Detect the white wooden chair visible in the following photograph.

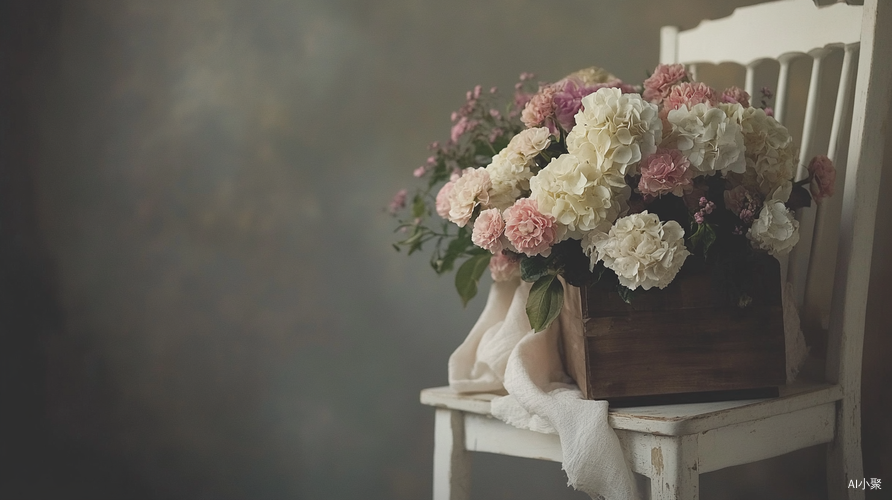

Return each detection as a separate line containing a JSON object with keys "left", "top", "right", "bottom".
{"left": 420, "top": 1, "right": 891, "bottom": 499}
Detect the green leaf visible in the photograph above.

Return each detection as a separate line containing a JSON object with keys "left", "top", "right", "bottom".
{"left": 688, "top": 221, "right": 717, "bottom": 258}
{"left": 701, "top": 223, "right": 717, "bottom": 257}
{"left": 455, "top": 253, "right": 492, "bottom": 306}
{"left": 412, "top": 194, "right": 426, "bottom": 218}
{"left": 616, "top": 284, "right": 635, "bottom": 304}
{"left": 520, "top": 256, "right": 550, "bottom": 282}
{"left": 526, "top": 274, "right": 564, "bottom": 332}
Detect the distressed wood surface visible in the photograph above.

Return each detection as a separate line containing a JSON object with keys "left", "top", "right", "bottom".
{"left": 568, "top": 256, "right": 786, "bottom": 402}
{"left": 433, "top": 409, "right": 471, "bottom": 500}
{"left": 421, "top": 379, "right": 842, "bottom": 437}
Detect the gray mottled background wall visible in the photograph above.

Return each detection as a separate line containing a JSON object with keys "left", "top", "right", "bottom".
{"left": 1, "top": 1, "right": 889, "bottom": 499}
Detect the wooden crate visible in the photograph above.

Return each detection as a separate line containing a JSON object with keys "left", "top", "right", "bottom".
{"left": 559, "top": 256, "right": 786, "bottom": 407}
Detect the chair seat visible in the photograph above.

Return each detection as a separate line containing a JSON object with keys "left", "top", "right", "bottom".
{"left": 422, "top": 379, "right": 843, "bottom": 476}
{"left": 420, "top": 378, "right": 842, "bottom": 436}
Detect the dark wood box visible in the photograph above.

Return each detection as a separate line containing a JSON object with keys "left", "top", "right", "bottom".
{"left": 559, "top": 256, "right": 786, "bottom": 407}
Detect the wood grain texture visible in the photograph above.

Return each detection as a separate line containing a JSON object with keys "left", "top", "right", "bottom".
{"left": 564, "top": 256, "right": 787, "bottom": 403}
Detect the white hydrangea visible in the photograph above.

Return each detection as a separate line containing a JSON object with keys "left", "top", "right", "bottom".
{"left": 529, "top": 153, "right": 629, "bottom": 241}
{"left": 666, "top": 103, "right": 746, "bottom": 175}
{"left": 566, "top": 87, "right": 661, "bottom": 176}
{"left": 734, "top": 107, "right": 798, "bottom": 196}
{"left": 583, "top": 211, "right": 690, "bottom": 290}
{"left": 747, "top": 183, "right": 800, "bottom": 256}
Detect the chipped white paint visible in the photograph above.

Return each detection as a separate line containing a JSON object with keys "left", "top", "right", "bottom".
{"left": 422, "top": 1, "right": 889, "bottom": 498}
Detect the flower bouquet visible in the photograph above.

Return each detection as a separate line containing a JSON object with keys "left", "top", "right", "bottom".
{"left": 391, "top": 64, "right": 835, "bottom": 337}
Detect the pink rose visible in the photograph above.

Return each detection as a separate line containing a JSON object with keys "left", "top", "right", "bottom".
{"left": 471, "top": 208, "right": 505, "bottom": 254}
{"left": 489, "top": 251, "right": 521, "bottom": 282}
{"left": 503, "top": 198, "right": 557, "bottom": 257}
{"left": 638, "top": 149, "right": 693, "bottom": 197}
{"left": 808, "top": 155, "right": 836, "bottom": 202}
{"left": 721, "top": 86, "right": 751, "bottom": 108}
{"left": 435, "top": 181, "right": 455, "bottom": 219}
{"left": 643, "top": 63, "right": 689, "bottom": 102}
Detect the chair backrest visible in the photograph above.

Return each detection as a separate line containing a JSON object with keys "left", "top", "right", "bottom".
{"left": 660, "top": 0, "right": 891, "bottom": 390}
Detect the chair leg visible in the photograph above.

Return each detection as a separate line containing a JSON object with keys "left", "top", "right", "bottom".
{"left": 433, "top": 408, "right": 471, "bottom": 500}
{"left": 648, "top": 435, "right": 699, "bottom": 500}
{"left": 826, "top": 396, "right": 864, "bottom": 500}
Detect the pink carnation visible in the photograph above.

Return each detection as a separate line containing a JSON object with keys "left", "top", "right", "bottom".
{"left": 503, "top": 198, "right": 557, "bottom": 257}
{"left": 643, "top": 63, "right": 689, "bottom": 102}
{"left": 808, "top": 155, "right": 836, "bottom": 202}
{"left": 721, "top": 86, "right": 751, "bottom": 108}
{"left": 520, "top": 85, "right": 558, "bottom": 135}
{"left": 435, "top": 181, "right": 455, "bottom": 219}
{"left": 489, "top": 252, "right": 521, "bottom": 282}
{"left": 471, "top": 208, "right": 505, "bottom": 254}
{"left": 663, "top": 82, "right": 718, "bottom": 112}
{"left": 638, "top": 149, "right": 694, "bottom": 197}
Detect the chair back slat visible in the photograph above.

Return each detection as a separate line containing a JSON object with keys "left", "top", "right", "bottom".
{"left": 661, "top": 0, "right": 888, "bottom": 388}
{"left": 674, "top": 0, "right": 861, "bottom": 66}
{"left": 744, "top": 64, "right": 757, "bottom": 97}
{"left": 773, "top": 56, "right": 794, "bottom": 125}
{"left": 801, "top": 43, "right": 860, "bottom": 331}
{"left": 787, "top": 48, "right": 832, "bottom": 307}
{"left": 826, "top": 0, "right": 891, "bottom": 387}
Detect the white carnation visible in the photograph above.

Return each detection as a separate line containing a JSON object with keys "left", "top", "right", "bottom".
{"left": 566, "top": 87, "right": 661, "bottom": 176}
{"left": 530, "top": 153, "right": 628, "bottom": 241}
{"left": 666, "top": 103, "right": 746, "bottom": 175}
{"left": 484, "top": 128, "right": 552, "bottom": 210}
{"left": 747, "top": 183, "right": 800, "bottom": 256}
{"left": 734, "top": 107, "right": 798, "bottom": 196}
{"left": 485, "top": 153, "right": 531, "bottom": 210}
{"left": 447, "top": 168, "right": 491, "bottom": 227}
{"left": 504, "top": 127, "right": 551, "bottom": 165}
{"left": 584, "top": 211, "right": 690, "bottom": 290}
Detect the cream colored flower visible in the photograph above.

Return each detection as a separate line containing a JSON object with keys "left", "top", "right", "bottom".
{"left": 566, "top": 87, "right": 662, "bottom": 176}
{"left": 733, "top": 107, "right": 798, "bottom": 196}
{"left": 584, "top": 211, "right": 690, "bottom": 290}
{"left": 747, "top": 183, "right": 800, "bottom": 256}
{"left": 504, "top": 127, "right": 552, "bottom": 165}
{"left": 565, "top": 66, "right": 617, "bottom": 85}
{"left": 447, "top": 168, "right": 491, "bottom": 227}
{"left": 485, "top": 153, "right": 530, "bottom": 210}
{"left": 666, "top": 103, "right": 746, "bottom": 175}
{"left": 484, "top": 128, "right": 552, "bottom": 210}
{"left": 529, "top": 153, "right": 628, "bottom": 241}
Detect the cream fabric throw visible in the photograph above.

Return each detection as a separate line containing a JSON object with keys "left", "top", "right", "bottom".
{"left": 448, "top": 274, "right": 808, "bottom": 500}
